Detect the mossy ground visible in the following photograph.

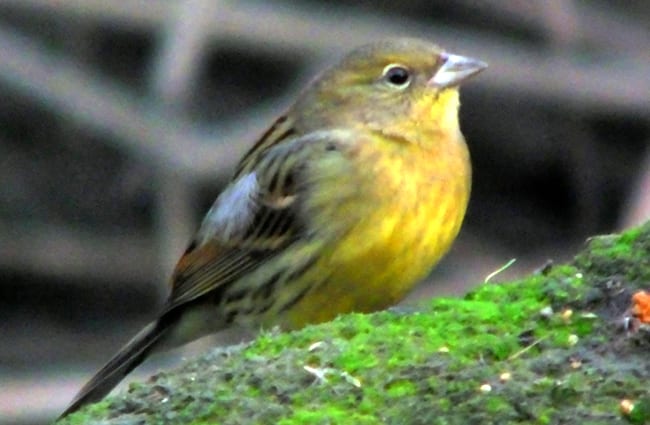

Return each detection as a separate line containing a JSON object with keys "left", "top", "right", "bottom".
{"left": 59, "top": 222, "right": 650, "bottom": 425}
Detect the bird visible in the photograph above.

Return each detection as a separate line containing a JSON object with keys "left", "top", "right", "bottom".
{"left": 59, "top": 37, "right": 485, "bottom": 419}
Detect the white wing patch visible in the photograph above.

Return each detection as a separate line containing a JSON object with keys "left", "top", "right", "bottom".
{"left": 197, "top": 172, "right": 259, "bottom": 243}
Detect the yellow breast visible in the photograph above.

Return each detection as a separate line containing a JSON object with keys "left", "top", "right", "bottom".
{"left": 284, "top": 120, "right": 471, "bottom": 327}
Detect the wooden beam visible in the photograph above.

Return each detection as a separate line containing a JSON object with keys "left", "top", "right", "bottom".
{"left": 0, "top": 220, "right": 155, "bottom": 285}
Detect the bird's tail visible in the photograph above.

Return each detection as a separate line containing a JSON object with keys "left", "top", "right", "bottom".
{"left": 58, "top": 320, "right": 168, "bottom": 419}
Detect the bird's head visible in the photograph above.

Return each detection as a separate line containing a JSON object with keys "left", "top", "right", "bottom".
{"left": 295, "top": 38, "right": 486, "bottom": 144}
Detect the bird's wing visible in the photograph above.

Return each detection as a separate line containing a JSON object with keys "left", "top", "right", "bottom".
{"left": 164, "top": 124, "right": 355, "bottom": 312}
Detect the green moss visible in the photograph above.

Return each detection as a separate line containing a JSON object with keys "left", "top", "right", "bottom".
{"left": 575, "top": 222, "right": 650, "bottom": 284}
{"left": 57, "top": 221, "right": 650, "bottom": 425}
{"left": 60, "top": 401, "right": 110, "bottom": 425}
{"left": 385, "top": 378, "right": 417, "bottom": 398}
{"left": 627, "top": 397, "right": 650, "bottom": 424}
{"left": 279, "top": 407, "right": 380, "bottom": 425}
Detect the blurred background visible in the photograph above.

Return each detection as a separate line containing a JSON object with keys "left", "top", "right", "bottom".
{"left": 0, "top": 1, "right": 648, "bottom": 423}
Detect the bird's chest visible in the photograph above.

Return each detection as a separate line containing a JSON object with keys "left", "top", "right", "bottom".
{"left": 281, "top": 138, "right": 470, "bottom": 329}
{"left": 323, "top": 144, "right": 470, "bottom": 305}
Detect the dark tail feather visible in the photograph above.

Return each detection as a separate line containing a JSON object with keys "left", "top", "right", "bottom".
{"left": 58, "top": 320, "right": 168, "bottom": 420}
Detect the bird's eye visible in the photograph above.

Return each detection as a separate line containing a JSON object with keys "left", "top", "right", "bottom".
{"left": 382, "top": 64, "right": 411, "bottom": 88}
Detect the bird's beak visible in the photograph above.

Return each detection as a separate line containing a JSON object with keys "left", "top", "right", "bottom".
{"left": 428, "top": 53, "right": 487, "bottom": 88}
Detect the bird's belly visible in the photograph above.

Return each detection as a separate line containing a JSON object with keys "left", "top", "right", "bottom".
{"left": 282, "top": 171, "right": 469, "bottom": 329}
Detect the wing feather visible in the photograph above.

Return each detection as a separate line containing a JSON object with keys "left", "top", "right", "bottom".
{"left": 164, "top": 124, "right": 355, "bottom": 311}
